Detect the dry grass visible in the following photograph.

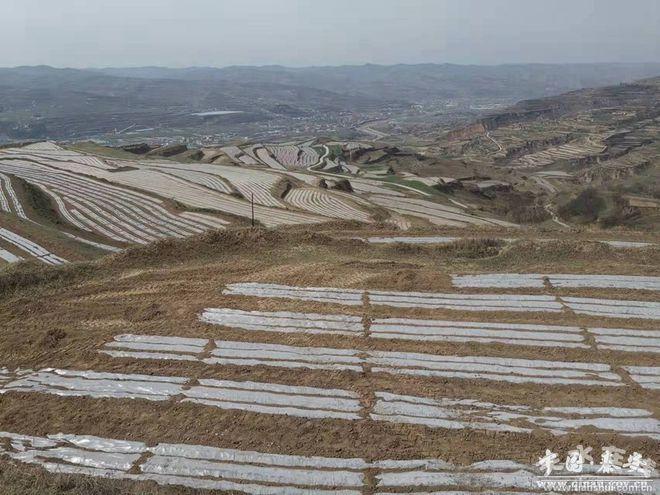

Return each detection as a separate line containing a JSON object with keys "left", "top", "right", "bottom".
{"left": 0, "top": 224, "right": 658, "bottom": 490}
{"left": 0, "top": 461, "right": 207, "bottom": 495}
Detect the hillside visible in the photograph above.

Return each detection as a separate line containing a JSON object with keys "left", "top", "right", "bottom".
{"left": 0, "top": 225, "right": 658, "bottom": 493}
{"left": 436, "top": 77, "right": 660, "bottom": 228}
{"left": 0, "top": 70, "right": 658, "bottom": 495}
{"left": 2, "top": 63, "right": 660, "bottom": 144}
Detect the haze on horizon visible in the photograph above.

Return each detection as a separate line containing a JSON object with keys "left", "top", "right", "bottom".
{"left": 1, "top": 0, "right": 659, "bottom": 69}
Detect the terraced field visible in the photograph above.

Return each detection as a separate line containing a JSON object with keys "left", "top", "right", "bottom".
{"left": 0, "top": 142, "right": 523, "bottom": 251}
{"left": 0, "top": 173, "right": 27, "bottom": 219}
{"left": 284, "top": 188, "right": 373, "bottom": 222}
{"left": 0, "top": 159, "right": 220, "bottom": 244}
{"left": 265, "top": 144, "right": 319, "bottom": 169}
{"left": 369, "top": 195, "right": 517, "bottom": 228}
{"left": 511, "top": 139, "right": 606, "bottom": 168}
{"left": 0, "top": 229, "right": 658, "bottom": 493}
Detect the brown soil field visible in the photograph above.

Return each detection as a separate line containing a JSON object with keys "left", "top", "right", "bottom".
{"left": 0, "top": 225, "right": 658, "bottom": 494}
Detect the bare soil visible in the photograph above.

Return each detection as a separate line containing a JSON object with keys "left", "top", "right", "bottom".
{"left": 0, "top": 225, "right": 658, "bottom": 493}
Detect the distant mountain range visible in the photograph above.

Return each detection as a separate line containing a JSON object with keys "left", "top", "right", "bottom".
{"left": 94, "top": 63, "right": 660, "bottom": 102}
{"left": 1, "top": 63, "right": 659, "bottom": 142}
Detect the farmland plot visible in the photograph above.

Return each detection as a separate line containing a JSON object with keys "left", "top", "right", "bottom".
{"left": 40, "top": 163, "right": 319, "bottom": 228}
{"left": 1, "top": 365, "right": 655, "bottom": 438}
{"left": 223, "top": 282, "right": 660, "bottom": 319}
{"left": 1, "top": 143, "right": 114, "bottom": 170}
{"left": 285, "top": 188, "right": 372, "bottom": 222}
{"left": 370, "top": 317, "right": 587, "bottom": 348}
{"left": 152, "top": 168, "right": 233, "bottom": 194}
{"left": 589, "top": 327, "right": 660, "bottom": 353}
{"left": 101, "top": 334, "right": 622, "bottom": 387}
{"left": 0, "top": 248, "right": 21, "bottom": 263}
{"left": 0, "top": 159, "right": 224, "bottom": 244}
{"left": 223, "top": 282, "right": 562, "bottom": 313}
{"left": 4, "top": 149, "right": 322, "bottom": 227}
{"left": 0, "top": 368, "right": 362, "bottom": 421}
{"left": 561, "top": 297, "right": 660, "bottom": 320}
{"left": 201, "top": 307, "right": 660, "bottom": 353}
{"left": 12, "top": 430, "right": 634, "bottom": 495}
{"left": 452, "top": 273, "right": 660, "bottom": 290}
{"left": 220, "top": 145, "right": 260, "bottom": 165}
{"left": 512, "top": 139, "right": 605, "bottom": 168}
{"left": 0, "top": 431, "right": 368, "bottom": 494}
{"left": 366, "top": 236, "right": 657, "bottom": 249}
{"left": 0, "top": 227, "right": 66, "bottom": 265}
{"left": 367, "top": 236, "right": 460, "bottom": 244}
{"left": 255, "top": 147, "right": 287, "bottom": 170}
{"left": 142, "top": 161, "right": 288, "bottom": 208}
{"left": 0, "top": 173, "right": 27, "bottom": 219}
{"left": 371, "top": 392, "right": 659, "bottom": 438}
{"left": 102, "top": 335, "right": 364, "bottom": 372}
{"left": 223, "top": 282, "right": 364, "bottom": 306}
{"left": 624, "top": 366, "right": 660, "bottom": 390}
{"left": 266, "top": 145, "right": 319, "bottom": 168}
{"left": 200, "top": 308, "right": 364, "bottom": 336}
{"left": 369, "top": 195, "right": 517, "bottom": 228}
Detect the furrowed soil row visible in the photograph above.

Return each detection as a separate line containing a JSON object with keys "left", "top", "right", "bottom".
{"left": 0, "top": 172, "right": 28, "bottom": 219}
{"left": 222, "top": 283, "right": 660, "bottom": 320}
{"left": 100, "top": 334, "right": 628, "bottom": 386}
{"left": 0, "top": 227, "right": 66, "bottom": 265}
{"left": 6, "top": 430, "right": 638, "bottom": 495}
{"left": 285, "top": 188, "right": 373, "bottom": 222}
{"left": 453, "top": 273, "right": 660, "bottom": 291}
{"left": 200, "top": 307, "right": 660, "bottom": 353}
{"left": 0, "top": 368, "right": 656, "bottom": 439}
{"left": 369, "top": 195, "right": 517, "bottom": 228}
{"left": 365, "top": 236, "right": 657, "bottom": 249}
{"left": 0, "top": 159, "right": 228, "bottom": 244}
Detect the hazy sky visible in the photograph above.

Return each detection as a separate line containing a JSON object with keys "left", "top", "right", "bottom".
{"left": 2, "top": 0, "right": 658, "bottom": 68}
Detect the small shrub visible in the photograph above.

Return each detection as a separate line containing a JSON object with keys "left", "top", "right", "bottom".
{"left": 558, "top": 188, "right": 606, "bottom": 222}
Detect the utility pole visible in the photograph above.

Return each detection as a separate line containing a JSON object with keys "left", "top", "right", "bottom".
{"left": 251, "top": 193, "right": 255, "bottom": 227}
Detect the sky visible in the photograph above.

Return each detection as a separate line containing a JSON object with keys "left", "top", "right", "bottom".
{"left": 1, "top": 0, "right": 659, "bottom": 68}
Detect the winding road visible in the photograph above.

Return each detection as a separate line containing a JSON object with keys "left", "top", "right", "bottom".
{"left": 486, "top": 131, "right": 503, "bottom": 152}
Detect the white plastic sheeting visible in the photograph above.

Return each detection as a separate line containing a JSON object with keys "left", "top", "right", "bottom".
{"left": 223, "top": 283, "right": 364, "bottom": 306}
{"left": 285, "top": 188, "right": 372, "bottom": 222}
{"left": 365, "top": 236, "right": 657, "bottom": 250}
{"left": 375, "top": 459, "right": 538, "bottom": 492}
{"left": 16, "top": 429, "right": 649, "bottom": 494}
{"left": 200, "top": 308, "right": 364, "bottom": 336}
{"left": 366, "top": 236, "right": 460, "bottom": 244}
{"left": 371, "top": 318, "right": 586, "bottom": 348}
{"left": 453, "top": 273, "right": 660, "bottom": 291}
{"left": 200, "top": 307, "right": 660, "bottom": 352}
{"left": 589, "top": 327, "right": 660, "bottom": 353}
{"left": 624, "top": 366, "right": 660, "bottom": 390}
{"left": 207, "top": 341, "right": 363, "bottom": 371}
{"left": 371, "top": 392, "right": 660, "bottom": 439}
{"left": 0, "top": 227, "right": 66, "bottom": 265}
{"left": 562, "top": 297, "right": 660, "bottom": 320}
{"left": 183, "top": 378, "right": 361, "bottom": 420}
{"left": 0, "top": 157, "right": 235, "bottom": 243}
{"left": 102, "top": 334, "right": 621, "bottom": 387}
{"left": 367, "top": 351, "right": 621, "bottom": 387}
{"left": 103, "top": 334, "right": 363, "bottom": 372}
{"left": 368, "top": 290, "right": 563, "bottom": 313}
{"left": 0, "top": 248, "right": 22, "bottom": 263}
{"left": 0, "top": 431, "right": 365, "bottom": 495}
{"left": 2, "top": 368, "right": 187, "bottom": 401}
{"left": 452, "top": 273, "right": 546, "bottom": 289}
{"left": 222, "top": 282, "right": 660, "bottom": 320}
{"left": 0, "top": 172, "right": 28, "bottom": 219}
{"left": 0, "top": 367, "right": 362, "bottom": 421}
